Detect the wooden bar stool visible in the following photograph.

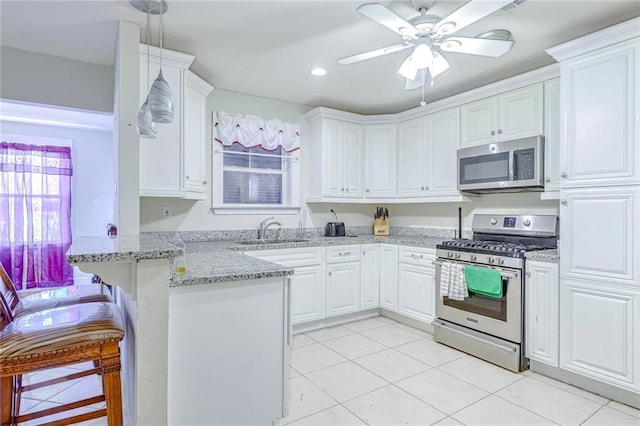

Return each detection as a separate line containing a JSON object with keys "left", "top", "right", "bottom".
{"left": 0, "top": 296, "right": 125, "bottom": 425}
{"left": 0, "top": 263, "right": 113, "bottom": 317}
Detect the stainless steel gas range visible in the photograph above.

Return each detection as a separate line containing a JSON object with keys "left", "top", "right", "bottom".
{"left": 432, "top": 214, "right": 558, "bottom": 372}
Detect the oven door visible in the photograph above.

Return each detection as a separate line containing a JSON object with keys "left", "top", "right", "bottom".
{"left": 434, "top": 259, "right": 522, "bottom": 343}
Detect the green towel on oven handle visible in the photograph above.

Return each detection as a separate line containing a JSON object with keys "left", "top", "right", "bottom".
{"left": 464, "top": 266, "right": 504, "bottom": 298}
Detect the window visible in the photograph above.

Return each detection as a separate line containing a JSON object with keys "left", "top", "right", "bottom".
{"left": 212, "top": 111, "right": 300, "bottom": 214}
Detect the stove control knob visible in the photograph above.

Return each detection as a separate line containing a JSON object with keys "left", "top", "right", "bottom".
{"left": 471, "top": 255, "right": 477, "bottom": 261}
{"left": 488, "top": 257, "right": 495, "bottom": 264}
{"left": 490, "top": 219, "right": 497, "bottom": 225}
{"left": 523, "top": 219, "right": 531, "bottom": 227}
{"left": 498, "top": 259, "right": 505, "bottom": 265}
{"left": 455, "top": 253, "right": 461, "bottom": 259}
{"left": 447, "top": 252, "right": 453, "bottom": 258}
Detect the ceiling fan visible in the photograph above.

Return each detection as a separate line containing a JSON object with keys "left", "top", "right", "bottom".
{"left": 338, "top": 0, "right": 521, "bottom": 90}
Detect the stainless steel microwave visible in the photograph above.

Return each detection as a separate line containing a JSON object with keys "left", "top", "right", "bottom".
{"left": 457, "top": 136, "right": 544, "bottom": 193}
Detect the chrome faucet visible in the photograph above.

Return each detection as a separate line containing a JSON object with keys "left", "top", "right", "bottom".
{"left": 258, "top": 217, "right": 282, "bottom": 240}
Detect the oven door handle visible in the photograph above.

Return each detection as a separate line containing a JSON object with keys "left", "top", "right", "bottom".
{"left": 433, "top": 260, "right": 518, "bottom": 279}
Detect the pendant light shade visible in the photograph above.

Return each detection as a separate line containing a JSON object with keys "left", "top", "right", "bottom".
{"left": 148, "top": 69, "right": 174, "bottom": 123}
{"left": 137, "top": 95, "right": 158, "bottom": 138}
{"left": 136, "top": 5, "right": 157, "bottom": 138}
{"left": 148, "top": 3, "right": 173, "bottom": 123}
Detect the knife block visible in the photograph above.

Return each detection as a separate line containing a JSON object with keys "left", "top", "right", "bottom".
{"left": 373, "top": 218, "right": 390, "bottom": 236}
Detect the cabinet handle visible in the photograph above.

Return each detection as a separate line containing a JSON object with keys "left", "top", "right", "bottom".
{"left": 328, "top": 272, "right": 332, "bottom": 276}
{"left": 498, "top": 129, "right": 503, "bottom": 135}
{"left": 341, "top": 187, "right": 345, "bottom": 192}
{"left": 421, "top": 186, "right": 425, "bottom": 191}
{"left": 560, "top": 172, "right": 567, "bottom": 178}
{"left": 185, "top": 175, "right": 190, "bottom": 180}
{"left": 526, "top": 272, "right": 531, "bottom": 278}
{"left": 339, "top": 251, "right": 351, "bottom": 256}
{"left": 346, "top": 188, "right": 349, "bottom": 193}
{"left": 544, "top": 177, "right": 551, "bottom": 183}
{"left": 410, "top": 254, "right": 424, "bottom": 259}
{"left": 366, "top": 189, "right": 370, "bottom": 193}
{"left": 424, "top": 186, "right": 429, "bottom": 191}
{"left": 561, "top": 199, "right": 568, "bottom": 206}
{"left": 491, "top": 130, "right": 496, "bottom": 136}
{"left": 203, "top": 180, "right": 207, "bottom": 185}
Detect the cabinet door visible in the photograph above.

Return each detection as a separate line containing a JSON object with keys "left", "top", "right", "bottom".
{"left": 379, "top": 244, "right": 399, "bottom": 312}
{"left": 561, "top": 41, "right": 639, "bottom": 187}
{"left": 460, "top": 97, "right": 497, "bottom": 147}
{"left": 364, "top": 124, "right": 397, "bottom": 198}
{"left": 291, "top": 264, "right": 326, "bottom": 325}
{"left": 397, "top": 117, "right": 428, "bottom": 197}
{"left": 544, "top": 78, "right": 561, "bottom": 193}
{"left": 139, "top": 61, "right": 184, "bottom": 196}
{"left": 321, "top": 119, "right": 345, "bottom": 197}
{"left": 560, "top": 186, "right": 639, "bottom": 286}
{"left": 360, "top": 245, "right": 380, "bottom": 310}
{"left": 525, "top": 261, "right": 559, "bottom": 367}
{"left": 498, "top": 83, "right": 544, "bottom": 140}
{"left": 426, "top": 107, "right": 460, "bottom": 195}
{"left": 182, "top": 72, "right": 207, "bottom": 196}
{"left": 560, "top": 279, "right": 639, "bottom": 392}
{"left": 326, "top": 261, "right": 361, "bottom": 317}
{"left": 342, "top": 122, "right": 364, "bottom": 197}
{"left": 398, "top": 262, "right": 435, "bottom": 324}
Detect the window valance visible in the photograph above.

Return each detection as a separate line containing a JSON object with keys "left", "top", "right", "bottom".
{"left": 213, "top": 111, "right": 300, "bottom": 152}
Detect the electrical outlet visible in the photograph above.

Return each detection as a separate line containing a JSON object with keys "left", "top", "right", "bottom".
{"left": 162, "top": 206, "right": 172, "bottom": 219}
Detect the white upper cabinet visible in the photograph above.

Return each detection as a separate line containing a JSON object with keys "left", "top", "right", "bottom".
{"left": 558, "top": 40, "right": 639, "bottom": 188}
{"left": 397, "top": 116, "right": 428, "bottom": 197}
{"left": 364, "top": 124, "right": 397, "bottom": 198}
{"left": 307, "top": 114, "right": 364, "bottom": 200}
{"left": 543, "top": 78, "right": 561, "bottom": 194}
{"left": 139, "top": 45, "right": 213, "bottom": 199}
{"left": 461, "top": 83, "right": 544, "bottom": 148}
{"left": 559, "top": 186, "right": 639, "bottom": 287}
{"left": 397, "top": 109, "right": 460, "bottom": 199}
{"left": 425, "top": 107, "right": 460, "bottom": 196}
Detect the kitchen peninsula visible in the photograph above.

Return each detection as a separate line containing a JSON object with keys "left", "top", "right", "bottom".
{"left": 66, "top": 234, "right": 294, "bottom": 425}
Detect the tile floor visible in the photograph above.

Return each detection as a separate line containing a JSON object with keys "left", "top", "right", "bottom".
{"left": 17, "top": 316, "right": 640, "bottom": 426}
{"left": 280, "top": 316, "right": 640, "bottom": 426}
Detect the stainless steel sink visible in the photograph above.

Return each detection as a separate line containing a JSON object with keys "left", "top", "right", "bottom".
{"left": 238, "top": 239, "right": 310, "bottom": 245}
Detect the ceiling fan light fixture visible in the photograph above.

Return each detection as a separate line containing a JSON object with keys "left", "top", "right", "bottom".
{"left": 430, "top": 52, "right": 450, "bottom": 78}
{"left": 398, "top": 55, "right": 419, "bottom": 80}
{"left": 412, "top": 43, "right": 433, "bottom": 69}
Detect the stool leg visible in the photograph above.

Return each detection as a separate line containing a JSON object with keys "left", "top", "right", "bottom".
{"left": 1, "top": 375, "right": 14, "bottom": 425}
{"left": 101, "top": 341, "right": 123, "bottom": 426}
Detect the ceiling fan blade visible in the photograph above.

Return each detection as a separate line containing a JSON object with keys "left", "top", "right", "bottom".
{"left": 433, "top": 0, "right": 515, "bottom": 38}
{"left": 439, "top": 37, "right": 513, "bottom": 57}
{"left": 405, "top": 70, "right": 427, "bottom": 90}
{"left": 357, "top": 3, "right": 418, "bottom": 37}
{"left": 338, "top": 44, "right": 412, "bottom": 65}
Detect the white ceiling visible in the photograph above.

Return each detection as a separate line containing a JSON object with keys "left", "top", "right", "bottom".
{"left": 1, "top": 0, "right": 638, "bottom": 114}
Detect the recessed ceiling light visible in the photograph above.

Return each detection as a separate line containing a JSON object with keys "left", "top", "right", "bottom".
{"left": 310, "top": 67, "right": 327, "bottom": 76}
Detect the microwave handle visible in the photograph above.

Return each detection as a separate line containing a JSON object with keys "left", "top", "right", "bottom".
{"left": 509, "top": 150, "right": 516, "bottom": 181}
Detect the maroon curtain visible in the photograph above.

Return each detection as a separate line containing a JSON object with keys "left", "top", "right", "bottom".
{"left": 0, "top": 142, "right": 73, "bottom": 290}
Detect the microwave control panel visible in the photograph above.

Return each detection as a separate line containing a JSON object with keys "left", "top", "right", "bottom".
{"left": 515, "top": 148, "right": 535, "bottom": 180}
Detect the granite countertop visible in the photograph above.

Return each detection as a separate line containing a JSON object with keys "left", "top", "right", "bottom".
{"left": 170, "top": 234, "right": 446, "bottom": 288}
{"left": 525, "top": 249, "right": 559, "bottom": 262}
{"left": 66, "top": 234, "right": 182, "bottom": 264}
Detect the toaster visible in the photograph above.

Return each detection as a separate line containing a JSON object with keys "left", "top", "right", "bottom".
{"left": 324, "top": 222, "right": 346, "bottom": 237}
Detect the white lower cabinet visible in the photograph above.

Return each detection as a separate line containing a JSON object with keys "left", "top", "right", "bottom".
{"left": 326, "top": 261, "right": 361, "bottom": 317}
{"left": 379, "top": 244, "right": 399, "bottom": 312}
{"left": 398, "top": 247, "right": 436, "bottom": 324}
{"left": 290, "top": 264, "right": 326, "bottom": 325}
{"left": 525, "top": 261, "right": 559, "bottom": 367}
{"left": 360, "top": 245, "right": 380, "bottom": 310}
{"left": 560, "top": 279, "right": 640, "bottom": 392}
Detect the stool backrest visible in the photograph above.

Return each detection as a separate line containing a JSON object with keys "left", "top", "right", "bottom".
{"left": 0, "top": 263, "right": 20, "bottom": 318}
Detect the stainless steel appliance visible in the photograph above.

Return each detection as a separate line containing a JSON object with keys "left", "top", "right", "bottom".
{"left": 457, "top": 136, "right": 544, "bottom": 193}
{"left": 432, "top": 214, "right": 558, "bottom": 372}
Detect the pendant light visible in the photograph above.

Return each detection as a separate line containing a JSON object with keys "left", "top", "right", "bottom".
{"left": 147, "top": 0, "right": 174, "bottom": 123}
{"left": 136, "top": 6, "right": 157, "bottom": 138}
